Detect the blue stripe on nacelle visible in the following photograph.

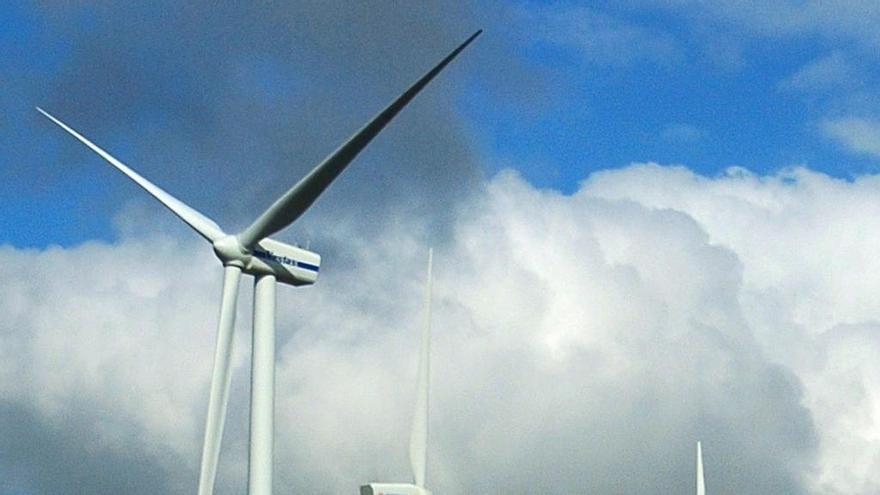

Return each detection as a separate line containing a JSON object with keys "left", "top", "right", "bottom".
{"left": 253, "top": 248, "right": 319, "bottom": 272}
{"left": 297, "top": 261, "right": 320, "bottom": 272}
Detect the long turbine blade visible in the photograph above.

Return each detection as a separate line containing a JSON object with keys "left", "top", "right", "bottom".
{"left": 236, "top": 30, "right": 482, "bottom": 249}
{"left": 37, "top": 107, "right": 226, "bottom": 242}
{"left": 409, "top": 249, "right": 433, "bottom": 488}
{"left": 697, "top": 441, "right": 705, "bottom": 495}
{"left": 197, "top": 266, "right": 242, "bottom": 495}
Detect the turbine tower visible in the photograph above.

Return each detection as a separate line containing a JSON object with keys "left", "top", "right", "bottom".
{"left": 39, "top": 31, "right": 481, "bottom": 495}
{"left": 696, "top": 441, "right": 706, "bottom": 495}
{"left": 360, "top": 249, "right": 434, "bottom": 495}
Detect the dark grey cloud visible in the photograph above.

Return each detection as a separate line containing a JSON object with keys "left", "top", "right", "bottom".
{"left": 0, "top": 402, "right": 180, "bottom": 494}
{"left": 5, "top": 1, "right": 609, "bottom": 248}
{"left": 26, "top": 2, "right": 488, "bottom": 247}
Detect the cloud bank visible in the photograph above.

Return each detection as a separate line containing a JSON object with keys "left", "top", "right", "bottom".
{"left": 5, "top": 163, "right": 880, "bottom": 494}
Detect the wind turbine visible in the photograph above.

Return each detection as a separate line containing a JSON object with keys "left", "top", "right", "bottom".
{"left": 696, "top": 441, "right": 706, "bottom": 495}
{"left": 38, "top": 30, "right": 481, "bottom": 495}
{"left": 361, "top": 249, "right": 434, "bottom": 495}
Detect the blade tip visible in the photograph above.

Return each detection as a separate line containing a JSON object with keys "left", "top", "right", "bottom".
{"left": 36, "top": 107, "right": 61, "bottom": 125}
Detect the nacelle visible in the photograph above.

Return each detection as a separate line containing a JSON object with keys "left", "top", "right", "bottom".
{"left": 212, "top": 235, "right": 321, "bottom": 286}
{"left": 360, "top": 483, "right": 432, "bottom": 495}
{"left": 244, "top": 238, "right": 320, "bottom": 286}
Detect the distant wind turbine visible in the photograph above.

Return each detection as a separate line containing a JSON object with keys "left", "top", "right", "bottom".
{"left": 361, "top": 249, "right": 434, "bottom": 495}
{"left": 38, "top": 30, "right": 481, "bottom": 495}
{"left": 697, "top": 441, "right": 706, "bottom": 495}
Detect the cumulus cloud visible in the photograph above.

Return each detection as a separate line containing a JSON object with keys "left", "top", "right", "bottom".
{"left": 583, "top": 163, "right": 880, "bottom": 494}
{"left": 0, "top": 237, "right": 222, "bottom": 493}
{"left": 12, "top": 162, "right": 880, "bottom": 493}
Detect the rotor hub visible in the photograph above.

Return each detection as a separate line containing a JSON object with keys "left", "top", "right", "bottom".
{"left": 212, "top": 235, "right": 249, "bottom": 268}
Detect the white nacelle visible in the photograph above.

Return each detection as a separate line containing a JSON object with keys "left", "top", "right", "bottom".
{"left": 244, "top": 238, "right": 321, "bottom": 286}
{"left": 360, "top": 483, "right": 432, "bottom": 495}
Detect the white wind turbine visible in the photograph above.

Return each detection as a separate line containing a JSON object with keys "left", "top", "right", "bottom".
{"left": 360, "top": 249, "right": 434, "bottom": 495}
{"left": 38, "top": 30, "right": 481, "bottom": 495}
{"left": 696, "top": 441, "right": 706, "bottom": 495}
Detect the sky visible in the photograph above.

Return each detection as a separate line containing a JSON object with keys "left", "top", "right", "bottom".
{"left": 4, "top": 1, "right": 880, "bottom": 494}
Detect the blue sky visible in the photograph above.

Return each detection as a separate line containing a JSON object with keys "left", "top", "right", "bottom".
{"left": 463, "top": 2, "right": 880, "bottom": 190}
{"left": 3, "top": 1, "right": 880, "bottom": 246}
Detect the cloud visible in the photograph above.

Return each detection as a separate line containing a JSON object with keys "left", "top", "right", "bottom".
{"left": 12, "top": 1, "right": 488, "bottom": 249}
{"left": 582, "top": 163, "right": 880, "bottom": 494}
{"left": 521, "top": 5, "right": 683, "bottom": 67}
{"left": 17, "top": 162, "right": 880, "bottom": 493}
{"left": 642, "top": 0, "right": 880, "bottom": 48}
{"left": 661, "top": 123, "right": 706, "bottom": 143}
{"left": 0, "top": 237, "right": 221, "bottom": 493}
{"left": 779, "top": 52, "right": 859, "bottom": 93}
{"left": 821, "top": 117, "right": 880, "bottom": 157}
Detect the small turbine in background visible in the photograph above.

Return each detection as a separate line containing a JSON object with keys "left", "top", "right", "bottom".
{"left": 361, "top": 249, "right": 434, "bottom": 495}
{"left": 697, "top": 441, "right": 706, "bottom": 495}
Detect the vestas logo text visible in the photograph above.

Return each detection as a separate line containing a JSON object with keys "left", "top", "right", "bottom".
{"left": 253, "top": 249, "right": 319, "bottom": 272}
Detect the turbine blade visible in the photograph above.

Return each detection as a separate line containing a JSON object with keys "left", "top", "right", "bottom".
{"left": 37, "top": 107, "right": 226, "bottom": 242}
{"left": 409, "top": 249, "right": 433, "bottom": 488}
{"left": 197, "top": 266, "right": 242, "bottom": 495}
{"left": 236, "top": 30, "right": 482, "bottom": 249}
{"left": 697, "top": 441, "right": 705, "bottom": 495}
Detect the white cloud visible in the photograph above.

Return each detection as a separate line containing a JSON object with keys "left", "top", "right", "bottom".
{"left": 779, "top": 52, "right": 858, "bottom": 93}
{"left": 7, "top": 164, "right": 880, "bottom": 493}
{"left": 521, "top": 5, "right": 683, "bottom": 66}
{"left": 645, "top": 0, "right": 880, "bottom": 48}
{"left": 0, "top": 237, "right": 225, "bottom": 493}
{"left": 661, "top": 123, "right": 707, "bottom": 143}
{"left": 822, "top": 117, "right": 880, "bottom": 157}
{"left": 582, "top": 163, "right": 880, "bottom": 494}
